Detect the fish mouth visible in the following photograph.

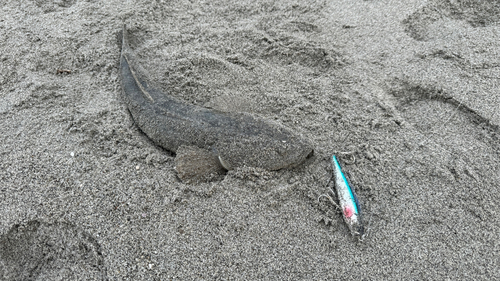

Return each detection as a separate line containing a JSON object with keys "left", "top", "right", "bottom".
{"left": 218, "top": 156, "right": 232, "bottom": 171}
{"left": 274, "top": 143, "right": 314, "bottom": 170}
{"left": 290, "top": 147, "right": 314, "bottom": 168}
{"left": 306, "top": 149, "right": 314, "bottom": 159}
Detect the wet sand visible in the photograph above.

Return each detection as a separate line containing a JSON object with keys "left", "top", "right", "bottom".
{"left": 1, "top": 0, "right": 499, "bottom": 279}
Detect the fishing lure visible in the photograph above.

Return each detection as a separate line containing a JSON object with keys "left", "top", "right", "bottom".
{"left": 320, "top": 155, "right": 364, "bottom": 238}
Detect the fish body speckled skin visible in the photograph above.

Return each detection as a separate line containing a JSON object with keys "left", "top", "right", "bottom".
{"left": 332, "top": 155, "right": 364, "bottom": 236}
{"left": 119, "top": 25, "right": 313, "bottom": 170}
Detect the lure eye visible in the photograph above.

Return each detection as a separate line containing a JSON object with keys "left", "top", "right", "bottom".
{"left": 343, "top": 207, "right": 354, "bottom": 218}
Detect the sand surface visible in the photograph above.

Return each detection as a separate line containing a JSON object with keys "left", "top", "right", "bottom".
{"left": 1, "top": 0, "right": 500, "bottom": 280}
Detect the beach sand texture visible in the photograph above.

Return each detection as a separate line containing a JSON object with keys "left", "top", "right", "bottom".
{"left": 1, "top": 0, "right": 499, "bottom": 279}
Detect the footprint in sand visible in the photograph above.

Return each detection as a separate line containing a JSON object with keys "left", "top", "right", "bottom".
{"left": 0, "top": 220, "right": 107, "bottom": 281}
{"left": 387, "top": 79, "right": 500, "bottom": 181}
{"left": 403, "top": 0, "right": 500, "bottom": 41}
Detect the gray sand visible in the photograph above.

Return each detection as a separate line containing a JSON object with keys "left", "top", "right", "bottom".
{"left": 1, "top": 0, "right": 499, "bottom": 280}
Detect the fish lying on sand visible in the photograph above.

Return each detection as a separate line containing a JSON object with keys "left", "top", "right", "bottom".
{"left": 119, "top": 25, "right": 313, "bottom": 174}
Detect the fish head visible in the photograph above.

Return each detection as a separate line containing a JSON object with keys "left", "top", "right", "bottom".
{"left": 217, "top": 132, "right": 313, "bottom": 171}
{"left": 265, "top": 135, "right": 314, "bottom": 170}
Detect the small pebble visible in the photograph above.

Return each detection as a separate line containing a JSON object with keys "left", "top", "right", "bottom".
{"left": 365, "top": 151, "right": 374, "bottom": 160}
